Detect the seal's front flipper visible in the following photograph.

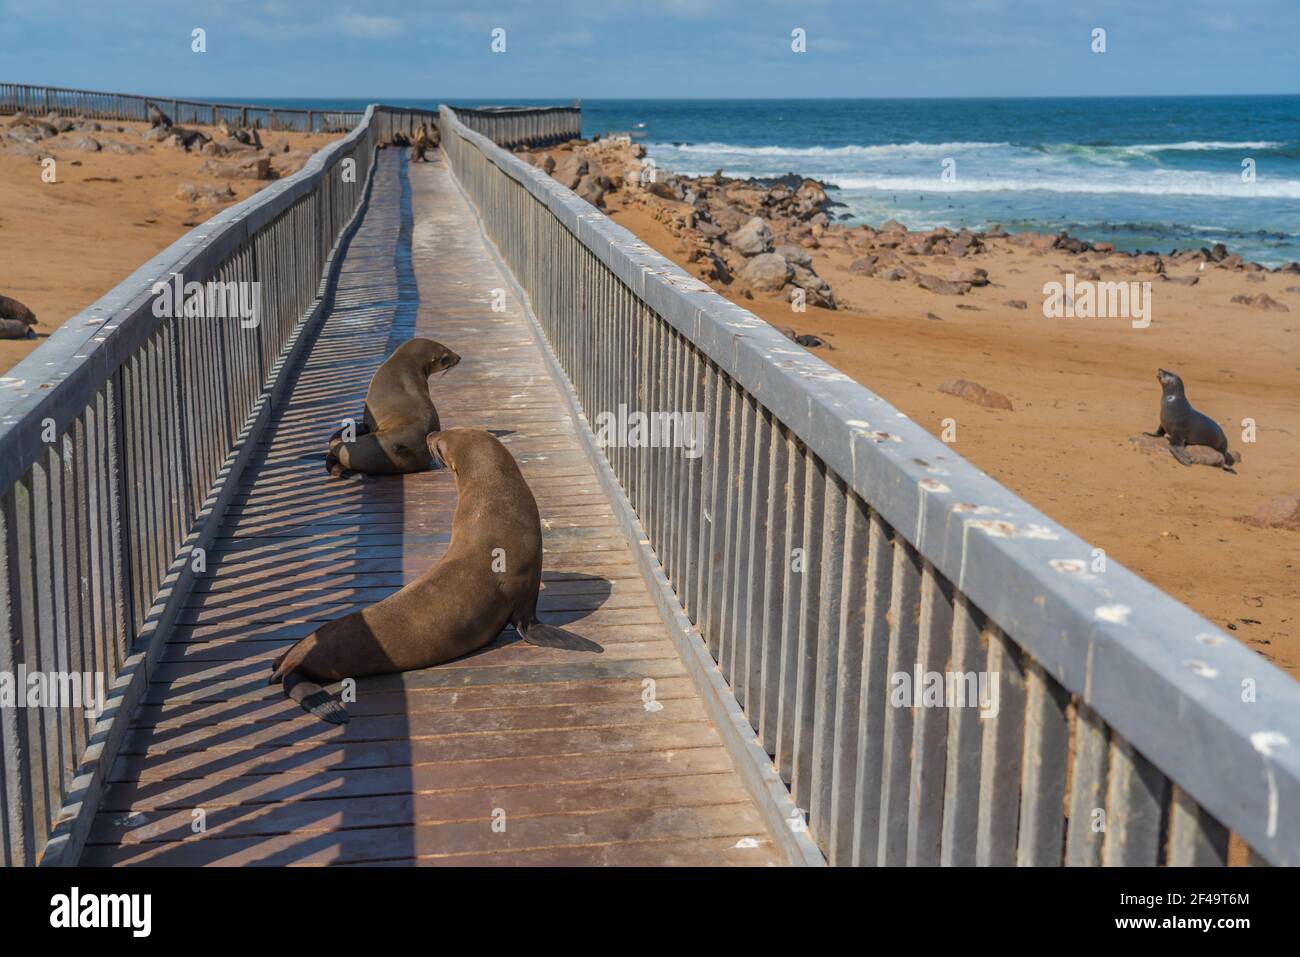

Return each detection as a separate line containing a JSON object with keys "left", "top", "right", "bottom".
{"left": 1169, "top": 443, "right": 1193, "bottom": 466}
{"left": 518, "top": 620, "right": 603, "bottom": 654}
{"left": 1143, "top": 426, "right": 1166, "bottom": 438}
{"left": 283, "top": 670, "right": 350, "bottom": 724}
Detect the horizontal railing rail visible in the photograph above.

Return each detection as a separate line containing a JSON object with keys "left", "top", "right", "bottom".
{"left": 0, "top": 81, "right": 362, "bottom": 132}
{"left": 440, "top": 105, "right": 1300, "bottom": 867}
{"left": 449, "top": 103, "right": 581, "bottom": 149}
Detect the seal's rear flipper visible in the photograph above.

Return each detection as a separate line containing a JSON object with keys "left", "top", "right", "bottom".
{"left": 518, "top": 620, "right": 603, "bottom": 654}
{"left": 282, "top": 670, "right": 350, "bottom": 724}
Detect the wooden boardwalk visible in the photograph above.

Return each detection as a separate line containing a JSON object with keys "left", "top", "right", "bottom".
{"left": 80, "top": 150, "right": 784, "bottom": 866}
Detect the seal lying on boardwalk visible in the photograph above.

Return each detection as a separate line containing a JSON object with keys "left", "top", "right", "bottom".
{"left": 273, "top": 428, "right": 602, "bottom": 723}
{"left": 1144, "top": 368, "right": 1235, "bottom": 470}
{"left": 326, "top": 338, "right": 460, "bottom": 476}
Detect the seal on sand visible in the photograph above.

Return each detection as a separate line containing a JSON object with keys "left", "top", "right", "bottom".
{"left": 1144, "top": 368, "right": 1235, "bottom": 470}
{"left": 273, "top": 428, "right": 602, "bottom": 723}
{"left": 326, "top": 338, "right": 460, "bottom": 476}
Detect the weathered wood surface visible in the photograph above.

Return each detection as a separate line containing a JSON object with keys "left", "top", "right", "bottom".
{"left": 81, "top": 151, "right": 782, "bottom": 866}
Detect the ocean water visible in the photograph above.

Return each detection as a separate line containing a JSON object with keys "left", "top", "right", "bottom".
{"left": 582, "top": 97, "right": 1300, "bottom": 267}
{"left": 235, "top": 96, "right": 1300, "bottom": 266}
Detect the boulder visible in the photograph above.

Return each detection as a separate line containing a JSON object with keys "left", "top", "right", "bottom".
{"left": 553, "top": 153, "right": 588, "bottom": 189}
{"left": 776, "top": 243, "right": 812, "bottom": 268}
{"left": 1241, "top": 494, "right": 1300, "bottom": 531}
{"left": 916, "top": 273, "right": 970, "bottom": 296}
{"left": 1232, "top": 293, "right": 1289, "bottom": 312}
{"left": 947, "top": 267, "right": 989, "bottom": 287}
{"left": 198, "top": 156, "right": 271, "bottom": 180}
{"left": 740, "top": 252, "right": 792, "bottom": 292}
{"left": 575, "top": 173, "right": 606, "bottom": 208}
{"left": 1130, "top": 434, "right": 1234, "bottom": 467}
{"left": 696, "top": 219, "right": 725, "bottom": 239}
{"left": 175, "top": 182, "right": 237, "bottom": 206}
{"left": 728, "top": 217, "right": 773, "bottom": 256}
{"left": 938, "top": 379, "right": 1013, "bottom": 411}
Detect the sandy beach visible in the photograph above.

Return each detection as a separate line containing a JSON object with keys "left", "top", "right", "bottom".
{"left": 3, "top": 119, "right": 1295, "bottom": 674}
{"left": 0, "top": 117, "right": 339, "bottom": 371}
{"left": 526, "top": 137, "right": 1300, "bottom": 678}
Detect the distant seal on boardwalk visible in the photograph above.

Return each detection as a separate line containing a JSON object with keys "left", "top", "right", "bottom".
{"left": 326, "top": 338, "right": 460, "bottom": 476}
{"left": 1144, "top": 369, "right": 1234, "bottom": 470}
{"left": 410, "top": 124, "right": 435, "bottom": 163}
{"left": 272, "top": 428, "right": 602, "bottom": 723}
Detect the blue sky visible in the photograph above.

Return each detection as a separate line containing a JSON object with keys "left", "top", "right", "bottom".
{"left": 3, "top": 0, "right": 1296, "bottom": 100}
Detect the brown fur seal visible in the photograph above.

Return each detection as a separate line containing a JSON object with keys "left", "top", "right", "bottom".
{"left": 0, "top": 294, "right": 37, "bottom": 339}
{"left": 1144, "top": 369, "right": 1235, "bottom": 471}
{"left": 272, "top": 428, "right": 602, "bottom": 722}
{"left": 326, "top": 338, "right": 461, "bottom": 476}
{"left": 410, "top": 125, "right": 433, "bottom": 163}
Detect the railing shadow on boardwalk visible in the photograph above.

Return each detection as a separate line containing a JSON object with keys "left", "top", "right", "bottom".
{"left": 91, "top": 154, "right": 425, "bottom": 866}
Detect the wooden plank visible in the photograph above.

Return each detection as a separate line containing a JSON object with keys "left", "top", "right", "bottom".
{"left": 975, "top": 626, "right": 1026, "bottom": 866}
{"left": 876, "top": 534, "right": 921, "bottom": 864}
{"left": 939, "top": 595, "right": 985, "bottom": 866}
{"left": 1016, "top": 660, "right": 1071, "bottom": 866}
{"left": 91, "top": 772, "right": 751, "bottom": 846}
{"left": 1102, "top": 738, "right": 1169, "bottom": 866}
{"left": 1166, "top": 785, "right": 1229, "bottom": 866}
{"left": 79, "top": 150, "right": 788, "bottom": 867}
{"left": 1065, "top": 702, "right": 1110, "bottom": 866}
{"left": 82, "top": 803, "right": 779, "bottom": 867}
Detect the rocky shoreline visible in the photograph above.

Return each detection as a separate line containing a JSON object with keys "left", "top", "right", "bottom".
{"left": 520, "top": 134, "right": 1299, "bottom": 318}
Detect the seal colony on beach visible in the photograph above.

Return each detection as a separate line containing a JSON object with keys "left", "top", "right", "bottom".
{"left": 274, "top": 428, "right": 601, "bottom": 723}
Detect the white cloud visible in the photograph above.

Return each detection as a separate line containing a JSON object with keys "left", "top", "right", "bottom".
{"left": 549, "top": 29, "right": 595, "bottom": 48}
{"left": 339, "top": 12, "right": 403, "bottom": 39}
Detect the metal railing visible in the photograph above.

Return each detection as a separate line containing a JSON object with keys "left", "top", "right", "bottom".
{"left": 0, "top": 99, "right": 585, "bottom": 866}
{"left": 449, "top": 104, "right": 581, "bottom": 149}
{"left": 0, "top": 102, "right": 468, "bottom": 864}
{"left": 0, "top": 81, "right": 362, "bottom": 132}
{"left": 440, "top": 106, "right": 1300, "bottom": 866}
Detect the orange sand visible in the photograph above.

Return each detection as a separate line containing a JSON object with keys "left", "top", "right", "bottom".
{"left": 0, "top": 119, "right": 339, "bottom": 370}
{"left": 603, "top": 196, "right": 1300, "bottom": 677}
